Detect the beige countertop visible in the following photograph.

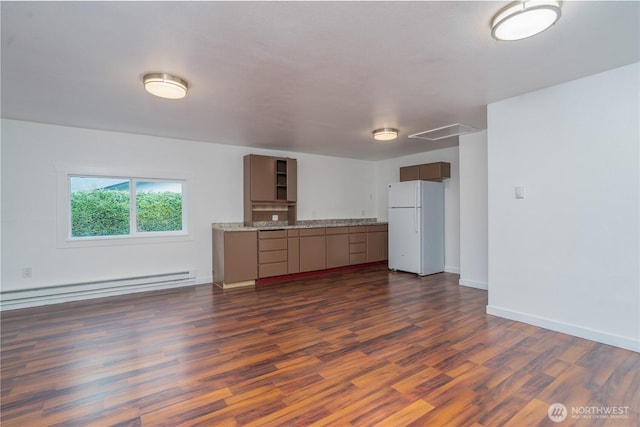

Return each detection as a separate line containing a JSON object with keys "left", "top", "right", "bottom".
{"left": 212, "top": 218, "right": 387, "bottom": 232}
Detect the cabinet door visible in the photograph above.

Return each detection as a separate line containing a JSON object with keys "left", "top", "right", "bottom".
{"left": 250, "top": 155, "right": 275, "bottom": 201}
{"left": 299, "top": 235, "right": 326, "bottom": 272}
{"left": 286, "top": 158, "right": 297, "bottom": 202}
{"left": 419, "top": 162, "right": 450, "bottom": 182}
{"left": 366, "top": 231, "right": 385, "bottom": 262}
{"left": 400, "top": 165, "right": 420, "bottom": 182}
{"left": 383, "top": 230, "right": 388, "bottom": 261}
{"left": 288, "top": 236, "right": 300, "bottom": 274}
{"left": 326, "top": 233, "right": 349, "bottom": 268}
{"left": 224, "top": 231, "right": 257, "bottom": 283}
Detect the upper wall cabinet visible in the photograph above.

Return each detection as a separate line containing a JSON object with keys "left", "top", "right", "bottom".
{"left": 244, "top": 154, "right": 297, "bottom": 225}
{"left": 247, "top": 154, "right": 276, "bottom": 201}
{"left": 400, "top": 161, "right": 450, "bottom": 182}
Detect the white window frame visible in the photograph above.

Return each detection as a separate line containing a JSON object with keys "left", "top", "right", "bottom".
{"left": 57, "top": 166, "right": 192, "bottom": 248}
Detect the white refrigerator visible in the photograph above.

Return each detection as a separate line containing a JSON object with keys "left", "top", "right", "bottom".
{"left": 388, "top": 180, "right": 444, "bottom": 276}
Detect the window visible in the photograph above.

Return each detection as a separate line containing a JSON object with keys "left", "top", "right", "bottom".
{"left": 135, "top": 181, "right": 184, "bottom": 233}
{"left": 69, "top": 175, "right": 186, "bottom": 239}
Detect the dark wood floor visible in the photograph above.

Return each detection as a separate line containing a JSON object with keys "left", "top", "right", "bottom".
{"left": 2, "top": 265, "right": 638, "bottom": 426}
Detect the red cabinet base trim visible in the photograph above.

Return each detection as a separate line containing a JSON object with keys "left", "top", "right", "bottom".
{"left": 256, "top": 261, "right": 387, "bottom": 286}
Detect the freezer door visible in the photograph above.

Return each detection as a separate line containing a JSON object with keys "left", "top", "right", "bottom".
{"left": 419, "top": 182, "right": 445, "bottom": 275}
{"left": 388, "top": 207, "right": 421, "bottom": 274}
{"left": 388, "top": 181, "right": 421, "bottom": 208}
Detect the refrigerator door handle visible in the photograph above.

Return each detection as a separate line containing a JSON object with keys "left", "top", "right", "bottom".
{"left": 414, "top": 184, "right": 418, "bottom": 233}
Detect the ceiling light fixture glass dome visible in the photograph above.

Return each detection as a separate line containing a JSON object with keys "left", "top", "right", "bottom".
{"left": 491, "top": 1, "right": 561, "bottom": 41}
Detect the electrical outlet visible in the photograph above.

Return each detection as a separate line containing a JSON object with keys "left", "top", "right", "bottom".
{"left": 22, "top": 267, "right": 32, "bottom": 278}
{"left": 272, "top": 214, "right": 278, "bottom": 221}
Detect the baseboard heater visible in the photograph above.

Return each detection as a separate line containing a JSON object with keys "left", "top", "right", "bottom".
{"left": 0, "top": 271, "right": 196, "bottom": 311}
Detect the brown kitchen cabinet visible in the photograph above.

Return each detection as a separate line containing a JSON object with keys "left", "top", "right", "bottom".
{"left": 214, "top": 221, "right": 387, "bottom": 287}
{"left": 244, "top": 154, "right": 297, "bottom": 226}
{"left": 246, "top": 155, "right": 275, "bottom": 201}
{"left": 258, "top": 230, "right": 288, "bottom": 278}
{"left": 400, "top": 161, "right": 450, "bottom": 182}
{"left": 287, "top": 229, "right": 300, "bottom": 274}
{"left": 366, "top": 224, "right": 388, "bottom": 262}
{"left": 299, "top": 228, "right": 326, "bottom": 272}
{"left": 326, "top": 227, "right": 350, "bottom": 269}
{"left": 212, "top": 230, "right": 257, "bottom": 287}
{"left": 349, "top": 226, "right": 367, "bottom": 265}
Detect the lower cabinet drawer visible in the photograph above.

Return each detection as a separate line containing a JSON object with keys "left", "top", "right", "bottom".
{"left": 259, "top": 262, "right": 288, "bottom": 278}
{"left": 259, "top": 250, "right": 287, "bottom": 264}
{"left": 259, "top": 230, "right": 287, "bottom": 239}
{"left": 299, "top": 227, "right": 325, "bottom": 237}
{"left": 326, "top": 226, "right": 348, "bottom": 235}
{"left": 259, "top": 238, "right": 287, "bottom": 251}
{"left": 349, "top": 253, "right": 367, "bottom": 265}
{"left": 350, "top": 233, "right": 366, "bottom": 243}
{"left": 350, "top": 242, "right": 367, "bottom": 253}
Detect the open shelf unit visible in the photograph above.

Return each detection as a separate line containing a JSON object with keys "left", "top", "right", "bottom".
{"left": 244, "top": 154, "right": 297, "bottom": 226}
{"left": 276, "top": 159, "right": 288, "bottom": 201}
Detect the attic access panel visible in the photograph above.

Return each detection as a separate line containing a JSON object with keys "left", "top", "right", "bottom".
{"left": 409, "top": 123, "right": 480, "bottom": 141}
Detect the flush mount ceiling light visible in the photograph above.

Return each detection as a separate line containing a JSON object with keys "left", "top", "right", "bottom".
{"left": 491, "top": 1, "right": 561, "bottom": 41}
{"left": 372, "top": 128, "right": 399, "bottom": 141}
{"left": 143, "top": 73, "right": 189, "bottom": 99}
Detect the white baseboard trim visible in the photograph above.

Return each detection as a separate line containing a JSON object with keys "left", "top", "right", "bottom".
{"left": 444, "top": 265, "right": 460, "bottom": 274}
{"left": 486, "top": 305, "right": 640, "bottom": 353}
{"left": 1, "top": 271, "right": 199, "bottom": 311}
{"left": 459, "top": 278, "right": 488, "bottom": 290}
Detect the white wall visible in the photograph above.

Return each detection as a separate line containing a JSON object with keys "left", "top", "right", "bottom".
{"left": 0, "top": 120, "right": 376, "bottom": 295}
{"left": 487, "top": 63, "right": 639, "bottom": 352}
{"left": 375, "top": 146, "right": 460, "bottom": 274}
{"left": 297, "top": 155, "right": 375, "bottom": 220}
{"left": 459, "top": 130, "right": 488, "bottom": 290}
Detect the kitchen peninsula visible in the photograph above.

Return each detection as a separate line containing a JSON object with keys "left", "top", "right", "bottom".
{"left": 212, "top": 219, "right": 388, "bottom": 288}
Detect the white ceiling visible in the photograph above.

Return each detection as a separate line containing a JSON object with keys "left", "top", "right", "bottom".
{"left": 2, "top": 1, "right": 638, "bottom": 160}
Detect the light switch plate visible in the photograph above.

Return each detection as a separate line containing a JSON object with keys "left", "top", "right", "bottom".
{"left": 272, "top": 214, "right": 279, "bottom": 221}
{"left": 515, "top": 186, "right": 525, "bottom": 199}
